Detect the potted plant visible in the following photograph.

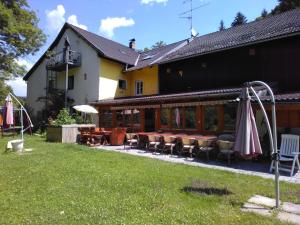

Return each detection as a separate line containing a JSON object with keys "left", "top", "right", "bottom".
{"left": 46, "top": 108, "right": 95, "bottom": 143}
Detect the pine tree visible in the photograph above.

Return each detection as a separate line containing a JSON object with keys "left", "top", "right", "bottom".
{"left": 272, "top": 0, "right": 300, "bottom": 15}
{"left": 219, "top": 20, "right": 225, "bottom": 31}
{"left": 151, "top": 41, "right": 166, "bottom": 49}
{"left": 261, "top": 9, "right": 268, "bottom": 18}
{"left": 231, "top": 12, "right": 247, "bottom": 27}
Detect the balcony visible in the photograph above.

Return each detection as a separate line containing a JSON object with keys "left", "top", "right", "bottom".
{"left": 46, "top": 50, "right": 81, "bottom": 71}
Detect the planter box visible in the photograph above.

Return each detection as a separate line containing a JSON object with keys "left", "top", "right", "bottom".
{"left": 47, "top": 124, "right": 95, "bottom": 143}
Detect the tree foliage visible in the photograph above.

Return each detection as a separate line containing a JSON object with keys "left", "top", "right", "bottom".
{"left": 231, "top": 12, "right": 247, "bottom": 27}
{"left": 0, "top": 0, "right": 46, "bottom": 79}
{"left": 272, "top": 0, "right": 300, "bottom": 15}
{"left": 0, "top": 79, "right": 12, "bottom": 105}
{"left": 151, "top": 41, "right": 166, "bottom": 49}
{"left": 219, "top": 20, "right": 225, "bottom": 31}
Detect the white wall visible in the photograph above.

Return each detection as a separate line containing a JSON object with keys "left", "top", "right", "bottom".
{"left": 54, "top": 28, "right": 100, "bottom": 105}
{"left": 26, "top": 60, "right": 47, "bottom": 116}
{"left": 26, "top": 28, "right": 100, "bottom": 125}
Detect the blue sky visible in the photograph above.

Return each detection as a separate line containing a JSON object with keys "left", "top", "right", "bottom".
{"left": 9, "top": 0, "right": 279, "bottom": 96}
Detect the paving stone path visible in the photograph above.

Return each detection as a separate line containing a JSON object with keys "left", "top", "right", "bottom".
{"left": 96, "top": 145, "right": 300, "bottom": 184}
{"left": 242, "top": 195, "right": 300, "bottom": 225}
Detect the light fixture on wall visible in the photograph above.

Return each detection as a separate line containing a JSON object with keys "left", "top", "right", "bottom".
{"left": 166, "top": 68, "right": 171, "bottom": 74}
{"left": 178, "top": 70, "right": 183, "bottom": 77}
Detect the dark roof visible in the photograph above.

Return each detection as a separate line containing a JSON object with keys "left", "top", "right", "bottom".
{"left": 126, "top": 40, "right": 187, "bottom": 71}
{"left": 92, "top": 87, "right": 242, "bottom": 106}
{"left": 69, "top": 24, "right": 139, "bottom": 65}
{"left": 92, "top": 87, "right": 300, "bottom": 106}
{"left": 24, "top": 9, "right": 300, "bottom": 81}
{"left": 161, "top": 8, "right": 300, "bottom": 63}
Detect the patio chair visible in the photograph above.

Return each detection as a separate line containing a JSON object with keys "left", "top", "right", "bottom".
{"left": 270, "top": 134, "right": 300, "bottom": 176}
{"left": 196, "top": 139, "right": 215, "bottom": 161}
{"left": 162, "top": 135, "right": 177, "bottom": 155}
{"left": 147, "top": 134, "right": 161, "bottom": 153}
{"left": 217, "top": 140, "right": 236, "bottom": 165}
{"left": 180, "top": 136, "right": 196, "bottom": 158}
{"left": 124, "top": 133, "right": 138, "bottom": 150}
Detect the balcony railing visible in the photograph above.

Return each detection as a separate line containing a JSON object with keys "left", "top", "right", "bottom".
{"left": 46, "top": 50, "right": 81, "bottom": 71}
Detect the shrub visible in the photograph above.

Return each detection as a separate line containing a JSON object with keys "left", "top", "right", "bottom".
{"left": 53, "top": 108, "right": 76, "bottom": 126}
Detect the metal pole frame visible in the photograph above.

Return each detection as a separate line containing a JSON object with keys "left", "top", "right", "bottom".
{"left": 8, "top": 92, "right": 34, "bottom": 142}
{"left": 65, "top": 46, "right": 69, "bottom": 109}
{"left": 245, "top": 81, "right": 279, "bottom": 208}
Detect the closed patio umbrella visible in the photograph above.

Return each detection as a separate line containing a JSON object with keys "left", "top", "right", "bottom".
{"left": 4, "top": 95, "right": 14, "bottom": 126}
{"left": 234, "top": 87, "right": 262, "bottom": 156}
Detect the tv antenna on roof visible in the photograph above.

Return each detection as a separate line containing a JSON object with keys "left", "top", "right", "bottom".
{"left": 179, "top": 0, "right": 210, "bottom": 37}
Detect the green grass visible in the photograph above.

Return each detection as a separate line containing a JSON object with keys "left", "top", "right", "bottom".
{"left": 0, "top": 136, "right": 299, "bottom": 225}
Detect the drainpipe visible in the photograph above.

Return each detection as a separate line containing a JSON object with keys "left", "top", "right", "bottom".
{"left": 65, "top": 47, "right": 69, "bottom": 109}
{"left": 245, "top": 81, "right": 279, "bottom": 208}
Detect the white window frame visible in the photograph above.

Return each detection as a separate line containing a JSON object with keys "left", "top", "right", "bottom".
{"left": 135, "top": 80, "right": 143, "bottom": 96}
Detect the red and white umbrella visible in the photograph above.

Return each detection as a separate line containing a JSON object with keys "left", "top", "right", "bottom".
{"left": 4, "top": 95, "right": 14, "bottom": 126}
{"left": 234, "top": 88, "right": 262, "bottom": 156}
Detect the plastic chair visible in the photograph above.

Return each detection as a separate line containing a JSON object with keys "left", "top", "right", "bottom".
{"left": 270, "top": 134, "right": 300, "bottom": 176}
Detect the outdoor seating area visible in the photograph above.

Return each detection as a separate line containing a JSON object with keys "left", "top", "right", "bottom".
{"left": 77, "top": 126, "right": 300, "bottom": 178}
{"left": 79, "top": 128, "right": 229, "bottom": 160}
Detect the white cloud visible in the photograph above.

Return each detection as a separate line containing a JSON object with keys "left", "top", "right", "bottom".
{"left": 99, "top": 17, "right": 135, "bottom": 38}
{"left": 45, "top": 4, "right": 66, "bottom": 32}
{"left": 6, "top": 78, "right": 27, "bottom": 97}
{"left": 67, "top": 15, "right": 88, "bottom": 30}
{"left": 141, "top": 0, "right": 168, "bottom": 5}
{"left": 46, "top": 5, "right": 87, "bottom": 32}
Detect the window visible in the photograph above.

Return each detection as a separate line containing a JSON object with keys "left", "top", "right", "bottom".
{"left": 185, "top": 107, "right": 196, "bottom": 129}
{"left": 160, "top": 108, "right": 171, "bottom": 127}
{"left": 135, "top": 80, "right": 143, "bottom": 95}
{"left": 204, "top": 106, "right": 218, "bottom": 131}
{"left": 116, "top": 110, "right": 123, "bottom": 127}
{"left": 224, "top": 104, "right": 237, "bottom": 131}
{"left": 171, "top": 108, "right": 184, "bottom": 129}
{"left": 132, "top": 109, "right": 141, "bottom": 131}
{"left": 118, "top": 79, "right": 127, "bottom": 89}
{"left": 68, "top": 75, "right": 74, "bottom": 90}
{"left": 123, "top": 110, "right": 132, "bottom": 128}
{"left": 48, "top": 71, "right": 57, "bottom": 90}
{"left": 99, "top": 110, "right": 112, "bottom": 128}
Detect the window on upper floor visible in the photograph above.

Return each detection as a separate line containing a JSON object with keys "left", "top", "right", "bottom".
{"left": 118, "top": 79, "right": 127, "bottom": 89}
{"left": 68, "top": 75, "right": 74, "bottom": 90}
{"left": 48, "top": 71, "right": 57, "bottom": 90}
{"left": 135, "top": 80, "right": 143, "bottom": 95}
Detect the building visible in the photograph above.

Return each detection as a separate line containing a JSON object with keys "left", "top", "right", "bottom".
{"left": 24, "top": 9, "right": 300, "bottom": 135}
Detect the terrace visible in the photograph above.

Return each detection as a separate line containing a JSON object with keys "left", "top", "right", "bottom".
{"left": 46, "top": 50, "right": 81, "bottom": 71}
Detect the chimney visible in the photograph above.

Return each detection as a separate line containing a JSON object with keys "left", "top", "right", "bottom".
{"left": 129, "top": 38, "right": 136, "bottom": 49}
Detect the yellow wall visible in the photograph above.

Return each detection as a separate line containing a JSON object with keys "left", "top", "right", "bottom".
{"left": 99, "top": 58, "right": 129, "bottom": 99}
{"left": 99, "top": 57, "right": 159, "bottom": 99}
{"left": 127, "top": 66, "right": 158, "bottom": 96}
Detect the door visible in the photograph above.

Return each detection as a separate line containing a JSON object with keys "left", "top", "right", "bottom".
{"left": 145, "top": 108, "right": 155, "bottom": 132}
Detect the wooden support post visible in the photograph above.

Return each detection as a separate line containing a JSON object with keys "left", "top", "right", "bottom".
{"left": 155, "top": 108, "right": 161, "bottom": 131}
{"left": 140, "top": 109, "right": 145, "bottom": 132}
{"left": 218, "top": 105, "right": 224, "bottom": 132}
{"left": 112, "top": 110, "right": 116, "bottom": 128}
{"left": 196, "top": 105, "right": 202, "bottom": 132}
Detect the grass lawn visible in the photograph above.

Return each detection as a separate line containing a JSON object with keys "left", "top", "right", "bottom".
{"left": 0, "top": 136, "right": 299, "bottom": 225}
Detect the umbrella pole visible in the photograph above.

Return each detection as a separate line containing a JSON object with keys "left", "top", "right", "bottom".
{"left": 247, "top": 81, "right": 279, "bottom": 208}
